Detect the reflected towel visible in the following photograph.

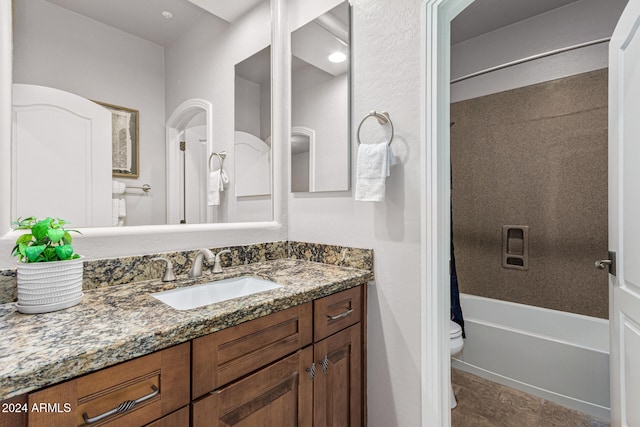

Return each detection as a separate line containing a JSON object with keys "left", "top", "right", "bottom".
{"left": 111, "top": 198, "right": 126, "bottom": 226}
{"left": 355, "top": 142, "right": 396, "bottom": 202}
{"left": 118, "top": 197, "right": 126, "bottom": 218}
{"left": 112, "top": 199, "right": 119, "bottom": 226}
{"left": 208, "top": 169, "right": 229, "bottom": 206}
{"left": 112, "top": 180, "right": 126, "bottom": 195}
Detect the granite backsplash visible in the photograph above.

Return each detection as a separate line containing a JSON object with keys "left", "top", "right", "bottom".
{"left": 0, "top": 241, "right": 373, "bottom": 304}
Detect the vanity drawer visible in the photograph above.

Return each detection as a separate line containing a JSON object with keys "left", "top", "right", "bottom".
{"left": 192, "top": 302, "right": 312, "bottom": 398}
{"left": 314, "top": 286, "right": 362, "bottom": 342}
{"left": 28, "top": 342, "right": 190, "bottom": 427}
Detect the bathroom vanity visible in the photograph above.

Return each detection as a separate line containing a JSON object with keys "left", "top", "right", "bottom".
{"left": 0, "top": 258, "right": 371, "bottom": 427}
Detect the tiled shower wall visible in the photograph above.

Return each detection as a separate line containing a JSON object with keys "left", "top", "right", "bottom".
{"left": 450, "top": 69, "right": 609, "bottom": 319}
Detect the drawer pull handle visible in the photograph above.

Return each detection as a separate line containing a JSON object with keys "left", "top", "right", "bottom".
{"left": 327, "top": 308, "right": 353, "bottom": 321}
{"left": 82, "top": 385, "right": 159, "bottom": 424}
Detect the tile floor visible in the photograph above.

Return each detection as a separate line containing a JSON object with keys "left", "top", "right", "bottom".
{"left": 451, "top": 369, "right": 610, "bottom": 427}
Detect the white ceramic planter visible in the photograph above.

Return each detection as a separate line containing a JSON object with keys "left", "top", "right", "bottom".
{"left": 16, "top": 257, "right": 84, "bottom": 314}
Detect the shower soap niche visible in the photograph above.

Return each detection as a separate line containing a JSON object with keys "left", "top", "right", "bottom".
{"left": 502, "top": 225, "right": 529, "bottom": 270}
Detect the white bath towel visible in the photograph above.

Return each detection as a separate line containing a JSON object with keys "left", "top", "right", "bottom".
{"left": 355, "top": 142, "right": 395, "bottom": 202}
{"left": 208, "top": 169, "right": 229, "bottom": 206}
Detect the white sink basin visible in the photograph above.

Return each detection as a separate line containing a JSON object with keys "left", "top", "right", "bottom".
{"left": 151, "top": 276, "right": 282, "bottom": 310}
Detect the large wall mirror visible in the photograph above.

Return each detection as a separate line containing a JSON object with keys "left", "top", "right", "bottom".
{"left": 10, "top": 0, "right": 273, "bottom": 227}
{"left": 289, "top": 0, "right": 351, "bottom": 193}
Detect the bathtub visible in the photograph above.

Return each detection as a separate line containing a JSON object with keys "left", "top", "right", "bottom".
{"left": 452, "top": 293, "right": 610, "bottom": 420}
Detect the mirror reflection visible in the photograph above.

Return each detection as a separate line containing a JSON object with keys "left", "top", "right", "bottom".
{"left": 291, "top": 1, "right": 350, "bottom": 193}
{"left": 234, "top": 46, "right": 272, "bottom": 198}
{"left": 11, "top": 0, "right": 272, "bottom": 227}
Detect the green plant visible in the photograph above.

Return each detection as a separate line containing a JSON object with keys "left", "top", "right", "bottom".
{"left": 11, "top": 217, "right": 81, "bottom": 263}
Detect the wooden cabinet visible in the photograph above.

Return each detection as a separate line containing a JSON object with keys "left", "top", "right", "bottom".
{"left": 192, "top": 303, "right": 313, "bottom": 398}
{"left": 0, "top": 394, "right": 28, "bottom": 427}
{"left": 143, "top": 407, "right": 189, "bottom": 427}
{"left": 14, "top": 285, "right": 365, "bottom": 427}
{"left": 192, "top": 348, "right": 314, "bottom": 427}
{"left": 27, "top": 342, "right": 190, "bottom": 427}
{"left": 191, "top": 286, "right": 365, "bottom": 427}
{"left": 314, "top": 286, "right": 362, "bottom": 342}
{"left": 313, "top": 324, "right": 361, "bottom": 427}
{"left": 313, "top": 287, "right": 363, "bottom": 427}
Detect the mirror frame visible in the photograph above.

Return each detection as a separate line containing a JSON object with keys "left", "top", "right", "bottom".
{"left": 0, "top": 0, "right": 290, "bottom": 267}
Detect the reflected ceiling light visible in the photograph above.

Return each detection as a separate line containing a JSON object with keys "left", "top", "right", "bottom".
{"left": 162, "top": 10, "right": 174, "bottom": 19}
{"left": 328, "top": 52, "right": 347, "bottom": 63}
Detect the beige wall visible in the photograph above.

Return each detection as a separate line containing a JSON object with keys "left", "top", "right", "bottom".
{"left": 450, "top": 69, "right": 609, "bottom": 319}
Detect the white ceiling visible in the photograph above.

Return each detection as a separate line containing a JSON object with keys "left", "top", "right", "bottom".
{"left": 291, "top": 3, "right": 350, "bottom": 77}
{"left": 235, "top": 46, "right": 271, "bottom": 84}
{"left": 188, "top": 0, "right": 264, "bottom": 23}
{"left": 45, "top": 0, "right": 574, "bottom": 69}
{"left": 44, "top": 0, "right": 256, "bottom": 47}
{"left": 451, "top": 0, "right": 581, "bottom": 44}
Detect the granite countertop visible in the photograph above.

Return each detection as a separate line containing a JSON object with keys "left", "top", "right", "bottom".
{"left": 0, "top": 259, "right": 373, "bottom": 400}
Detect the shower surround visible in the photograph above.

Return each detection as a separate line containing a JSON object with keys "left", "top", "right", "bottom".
{"left": 450, "top": 68, "right": 609, "bottom": 319}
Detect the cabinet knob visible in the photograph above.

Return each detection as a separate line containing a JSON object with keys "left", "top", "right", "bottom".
{"left": 306, "top": 363, "right": 316, "bottom": 380}
{"left": 320, "top": 355, "right": 329, "bottom": 374}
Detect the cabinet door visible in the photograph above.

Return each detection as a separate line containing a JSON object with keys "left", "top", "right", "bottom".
{"left": 314, "top": 324, "right": 361, "bottom": 427}
{"left": 192, "top": 348, "right": 313, "bottom": 427}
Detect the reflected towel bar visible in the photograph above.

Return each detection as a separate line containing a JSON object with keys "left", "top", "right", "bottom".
{"left": 126, "top": 184, "right": 151, "bottom": 193}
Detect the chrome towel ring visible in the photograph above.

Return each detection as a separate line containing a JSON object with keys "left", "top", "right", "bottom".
{"left": 357, "top": 110, "right": 394, "bottom": 146}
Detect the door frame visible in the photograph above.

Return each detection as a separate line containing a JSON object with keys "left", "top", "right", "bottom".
{"left": 420, "top": 1, "right": 479, "bottom": 426}
{"left": 166, "top": 98, "right": 213, "bottom": 224}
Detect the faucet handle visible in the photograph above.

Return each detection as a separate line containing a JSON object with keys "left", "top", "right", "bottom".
{"left": 215, "top": 249, "right": 232, "bottom": 262}
{"left": 151, "top": 257, "right": 177, "bottom": 282}
{"left": 212, "top": 249, "right": 232, "bottom": 273}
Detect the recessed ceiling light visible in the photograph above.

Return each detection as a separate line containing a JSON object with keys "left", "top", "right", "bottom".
{"left": 162, "top": 10, "right": 173, "bottom": 19}
{"left": 328, "top": 52, "right": 347, "bottom": 63}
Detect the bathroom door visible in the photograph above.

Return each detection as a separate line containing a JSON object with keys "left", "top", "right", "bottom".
{"left": 12, "top": 84, "right": 112, "bottom": 227}
{"left": 608, "top": 2, "right": 640, "bottom": 425}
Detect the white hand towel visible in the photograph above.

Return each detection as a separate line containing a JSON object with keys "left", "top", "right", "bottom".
{"left": 118, "top": 197, "right": 126, "bottom": 218}
{"left": 355, "top": 142, "right": 394, "bottom": 202}
{"left": 112, "top": 180, "right": 126, "bottom": 195}
{"left": 208, "top": 168, "right": 230, "bottom": 206}
{"left": 112, "top": 199, "right": 119, "bottom": 226}
{"left": 208, "top": 170, "right": 222, "bottom": 206}
{"left": 220, "top": 168, "right": 229, "bottom": 188}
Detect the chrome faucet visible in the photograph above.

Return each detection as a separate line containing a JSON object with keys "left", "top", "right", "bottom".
{"left": 212, "top": 249, "right": 232, "bottom": 273}
{"left": 189, "top": 249, "right": 216, "bottom": 278}
{"left": 150, "top": 257, "right": 177, "bottom": 282}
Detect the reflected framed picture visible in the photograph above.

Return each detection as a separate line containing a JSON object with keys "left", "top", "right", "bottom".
{"left": 94, "top": 101, "right": 140, "bottom": 178}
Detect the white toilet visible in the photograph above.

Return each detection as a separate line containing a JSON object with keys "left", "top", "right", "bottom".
{"left": 450, "top": 320, "right": 464, "bottom": 409}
